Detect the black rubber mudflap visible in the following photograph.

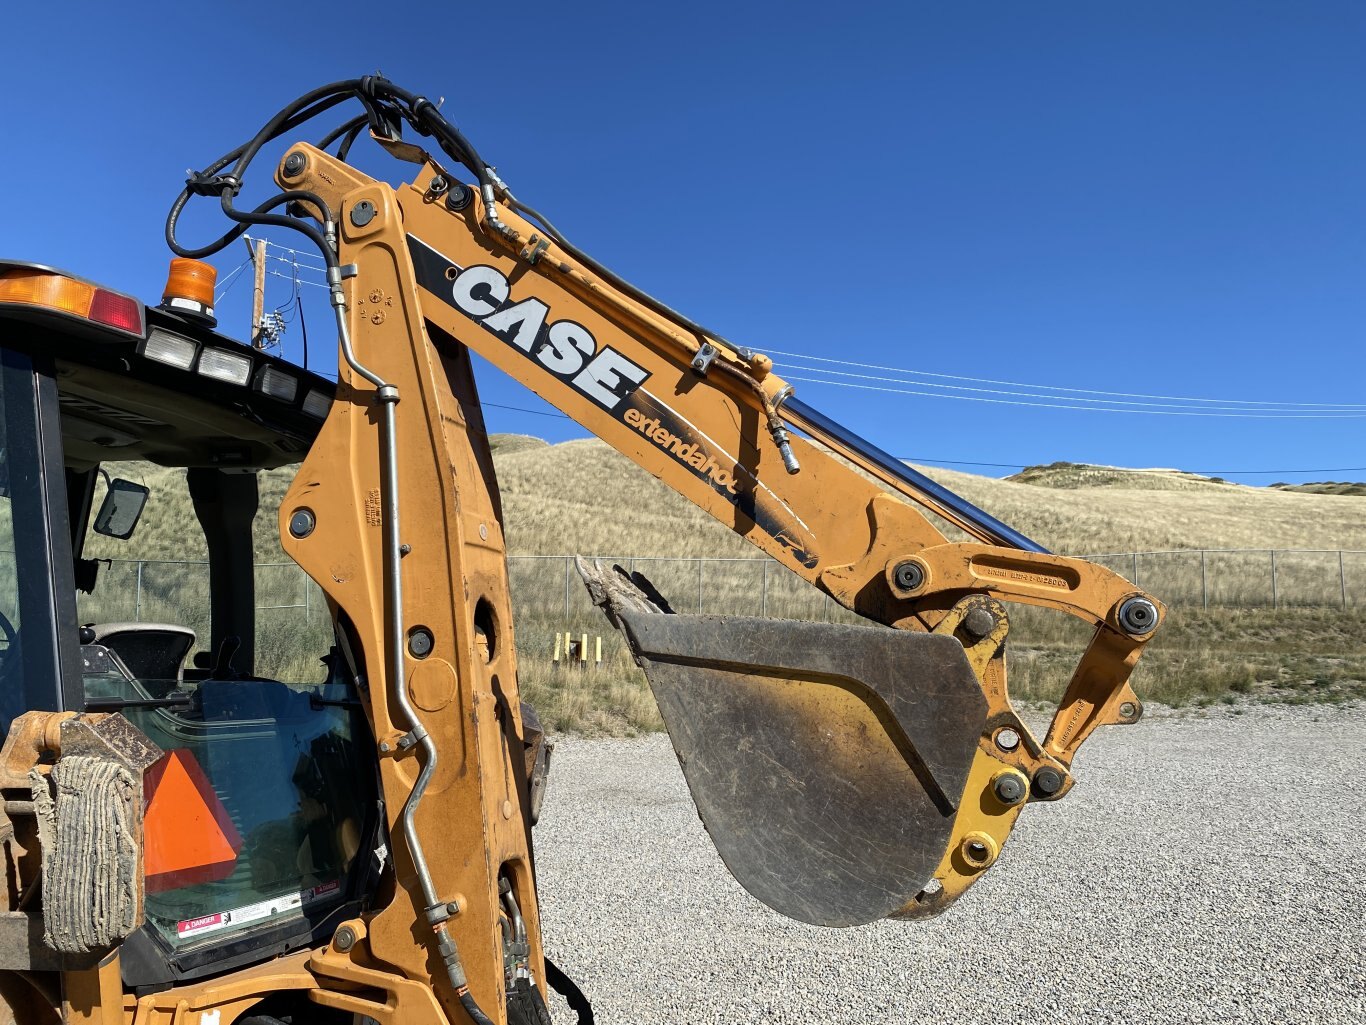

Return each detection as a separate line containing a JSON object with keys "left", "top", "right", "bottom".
{"left": 578, "top": 559, "right": 987, "bottom": 927}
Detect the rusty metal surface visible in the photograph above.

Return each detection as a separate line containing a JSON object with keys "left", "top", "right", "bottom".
{"left": 0, "top": 913, "right": 98, "bottom": 972}
{"left": 56, "top": 714, "right": 161, "bottom": 774}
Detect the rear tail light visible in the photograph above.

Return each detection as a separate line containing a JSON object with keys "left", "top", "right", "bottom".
{"left": 89, "top": 290, "right": 144, "bottom": 333}
{"left": 0, "top": 268, "right": 145, "bottom": 337}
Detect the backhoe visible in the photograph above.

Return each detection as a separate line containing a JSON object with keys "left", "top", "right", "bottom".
{"left": 0, "top": 76, "right": 1162, "bottom": 1024}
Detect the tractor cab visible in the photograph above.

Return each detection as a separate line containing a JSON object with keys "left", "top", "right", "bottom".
{"left": 0, "top": 262, "right": 378, "bottom": 988}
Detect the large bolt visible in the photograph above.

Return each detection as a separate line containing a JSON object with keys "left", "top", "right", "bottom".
{"left": 333, "top": 925, "right": 356, "bottom": 952}
{"left": 893, "top": 561, "right": 925, "bottom": 592}
{"left": 1117, "top": 596, "right": 1159, "bottom": 636}
{"left": 283, "top": 152, "right": 307, "bottom": 178}
{"left": 350, "top": 200, "right": 377, "bottom": 228}
{"left": 408, "top": 627, "right": 434, "bottom": 659}
{"left": 1033, "top": 766, "right": 1065, "bottom": 797}
{"left": 289, "top": 509, "right": 316, "bottom": 539}
{"left": 445, "top": 183, "right": 474, "bottom": 212}
{"left": 962, "top": 607, "right": 997, "bottom": 641}
{"left": 992, "top": 772, "right": 1027, "bottom": 806}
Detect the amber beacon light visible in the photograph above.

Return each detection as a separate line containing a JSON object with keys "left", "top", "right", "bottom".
{"left": 161, "top": 258, "right": 218, "bottom": 325}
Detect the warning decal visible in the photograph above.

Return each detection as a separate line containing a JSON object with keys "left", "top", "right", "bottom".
{"left": 175, "top": 881, "right": 342, "bottom": 940}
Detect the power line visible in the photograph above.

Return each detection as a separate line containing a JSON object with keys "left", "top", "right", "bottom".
{"left": 268, "top": 269, "right": 328, "bottom": 290}
{"left": 780, "top": 363, "right": 1366, "bottom": 414}
{"left": 484, "top": 401, "right": 571, "bottom": 419}
{"left": 245, "top": 235, "right": 328, "bottom": 271}
{"left": 768, "top": 347, "right": 1366, "bottom": 410}
{"left": 783, "top": 372, "right": 1366, "bottom": 418}
{"left": 456, "top": 402, "right": 1366, "bottom": 477}
{"left": 214, "top": 256, "right": 254, "bottom": 303}
{"left": 899, "top": 457, "right": 1366, "bottom": 476}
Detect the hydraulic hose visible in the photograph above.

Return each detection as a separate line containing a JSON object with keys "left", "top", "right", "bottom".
{"left": 164, "top": 81, "right": 682, "bottom": 1025}
{"left": 317, "top": 112, "right": 370, "bottom": 153}
{"left": 544, "top": 956, "right": 594, "bottom": 1025}
{"left": 166, "top": 79, "right": 499, "bottom": 1025}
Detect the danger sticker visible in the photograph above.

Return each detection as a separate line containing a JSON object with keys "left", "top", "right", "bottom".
{"left": 175, "top": 880, "right": 342, "bottom": 940}
{"left": 177, "top": 913, "right": 224, "bottom": 936}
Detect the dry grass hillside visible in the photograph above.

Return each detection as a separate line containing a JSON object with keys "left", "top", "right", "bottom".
{"left": 90, "top": 442, "right": 1366, "bottom": 563}
{"left": 494, "top": 440, "right": 1366, "bottom": 556}
{"left": 1006, "top": 461, "right": 1239, "bottom": 492}
{"left": 492, "top": 439, "right": 1366, "bottom": 729}
{"left": 1270, "top": 481, "right": 1366, "bottom": 497}
{"left": 82, "top": 439, "right": 1366, "bottom": 732}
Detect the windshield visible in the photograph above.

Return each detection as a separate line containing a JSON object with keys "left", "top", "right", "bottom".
{"left": 83, "top": 658, "right": 371, "bottom": 949}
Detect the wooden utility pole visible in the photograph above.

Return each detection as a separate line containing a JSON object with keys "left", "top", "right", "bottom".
{"left": 247, "top": 237, "right": 266, "bottom": 348}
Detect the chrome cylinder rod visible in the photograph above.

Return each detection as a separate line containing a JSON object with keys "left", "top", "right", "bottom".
{"left": 780, "top": 397, "right": 1048, "bottom": 554}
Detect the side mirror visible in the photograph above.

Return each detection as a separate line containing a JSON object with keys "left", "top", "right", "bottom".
{"left": 93, "top": 479, "right": 149, "bottom": 540}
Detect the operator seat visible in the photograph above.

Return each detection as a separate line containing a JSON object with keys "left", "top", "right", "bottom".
{"left": 86, "top": 622, "right": 195, "bottom": 696}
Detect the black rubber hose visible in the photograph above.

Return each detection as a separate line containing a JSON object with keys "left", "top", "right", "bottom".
{"left": 168, "top": 189, "right": 331, "bottom": 262}
{"left": 166, "top": 86, "right": 363, "bottom": 259}
{"left": 460, "top": 989, "right": 498, "bottom": 1025}
{"left": 218, "top": 191, "right": 335, "bottom": 268}
{"left": 226, "top": 80, "right": 365, "bottom": 181}
{"left": 506, "top": 196, "right": 741, "bottom": 354}
{"left": 544, "top": 955, "right": 594, "bottom": 1025}
{"left": 337, "top": 120, "right": 368, "bottom": 162}
{"left": 317, "top": 112, "right": 369, "bottom": 153}
{"left": 369, "top": 78, "right": 488, "bottom": 186}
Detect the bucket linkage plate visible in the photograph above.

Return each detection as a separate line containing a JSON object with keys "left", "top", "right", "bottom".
{"left": 578, "top": 559, "right": 987, "bottom": 927}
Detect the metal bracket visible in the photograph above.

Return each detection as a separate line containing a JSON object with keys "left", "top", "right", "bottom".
{"left": 519, "top": 235, "right": 550, "bottom": 265}
{"left": 338, "top": 264, "right": 359, "bottom": 280}
{"left": 691, "top": 342, "right": 719, "bottom": 375}
{"left": 397, "top": 724, "right": 429, "bottom": 750}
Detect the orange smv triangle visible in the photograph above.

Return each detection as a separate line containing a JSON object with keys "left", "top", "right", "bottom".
{"left": 143, "top": 749, "right": 243, "bottom": 894}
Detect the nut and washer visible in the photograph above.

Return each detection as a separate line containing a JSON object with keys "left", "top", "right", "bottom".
{"left": 892, "top": 560, "right": 926, "bottom": 592}
{"left": 992, "top": 772, "right": 1028, "bottom": 806}
{"left": 288, "top": 509, "right": 316, "bottom": 539}
{"left": 283, "top": 152, "right": 307, "bottom": 178}
{"left": 333, "top": 925, "right": 357, "bottom": 952}
{"left": 408, "top": 627, "right": 435, "bottom": 659}
{"left": 445, "top": 183, "right": 474, "bottom": 211}
{"left": 1117, "top": 596, "right": 1159, "bottom": 636}
{"left": 1033, "top": 766, "right": 1065, "bottom": 797}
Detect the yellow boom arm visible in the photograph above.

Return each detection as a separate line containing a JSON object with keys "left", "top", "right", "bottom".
{"left": 261, "top": 130, "right": 1161, "bottom": 1019}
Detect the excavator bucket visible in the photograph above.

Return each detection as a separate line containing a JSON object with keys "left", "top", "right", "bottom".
{"left": 578, "top": 559, "right": 987, "bottom": 927}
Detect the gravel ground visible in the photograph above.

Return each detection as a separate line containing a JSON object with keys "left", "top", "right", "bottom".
{"left": 531, "top": 704, "right": 1366, "bottom": 1024}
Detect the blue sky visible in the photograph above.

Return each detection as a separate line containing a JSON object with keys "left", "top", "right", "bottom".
{"left": 5, "top": 2, "right": 1364, "bottom": 482}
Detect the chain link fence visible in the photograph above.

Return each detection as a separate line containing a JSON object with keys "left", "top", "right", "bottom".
{"left": 77, "top": 549, "right": 1366, "bottom": 626}
{"left": 64, "top": 549, "right": 1366, "bottom": 677}
{"left": 1080, "top": 548, "right": 1366, "bottom": 610}
{"left": 71, "top": 549, "right": 1366, "bottom": 672}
